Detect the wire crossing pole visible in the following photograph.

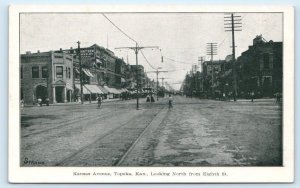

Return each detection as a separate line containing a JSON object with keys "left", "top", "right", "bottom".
{"left": 206, "top": 43, "right": 217, "bottom": 97}
{"left": 115, "top": 44, "right": 159, "bottom": 110}
{"left": 77, "top": 41, "right": 84, "bottom": 104}
{"left": 159, "top": 77, "right": 169, "bottom": 97}
{"left": 198, "top": 56, "right": 205, "bottom": 72}
{"left": 147, "top": 69, "right": 168, "bottom": 101}
{"left": 225, "top": 13, "right": 242, "bottom": 102}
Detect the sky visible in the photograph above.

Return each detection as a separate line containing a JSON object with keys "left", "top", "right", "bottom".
{"left": 20, "top": 13, "right": 283, "bottom": 90}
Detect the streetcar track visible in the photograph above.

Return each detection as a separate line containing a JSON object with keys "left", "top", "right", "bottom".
{"left": 21, "top": 109, "right": 122, "bottom": 138}
{"left": 22, "top": 109, "right": 128, "bottom": 151}
{"left": 54, "top": 108, "right": 156, "bottom": 166}
{"left": 114, "top": 107, "right": 169, "bottom": 166}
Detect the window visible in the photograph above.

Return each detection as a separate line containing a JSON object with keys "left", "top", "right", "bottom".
{"left": 32, "top": 66, "right": 39, "bottom": 78}
{"left": 263, "top": 53, "right": 270, "bottom": 69}
{"left": 56, "top": 66, "right": 63, "bottom": 79}
{"left": 42, "top": 67, "right": 48, "bottom": 78}
{"left": 68, "top": 67, "right": 71, "bottom": 79}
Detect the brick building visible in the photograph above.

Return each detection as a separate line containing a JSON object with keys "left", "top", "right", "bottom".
{"left": 21, "top": 51, "right": 74, "bottom": 105}
{"left": 60, "top": 44, "right": 126, "bottom": 89}
{"left": 236, "top": 35, "right": 283, "bottom": 97}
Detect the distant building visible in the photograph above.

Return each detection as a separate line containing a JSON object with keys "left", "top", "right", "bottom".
{"left": 202, "top": 60, "right": 226, "bottom": 77}
{"left": 59, "top": 44, "right": 126, "bottom": 89}
{"left": 21, "top": 51, "right": 74, "bottom": 105}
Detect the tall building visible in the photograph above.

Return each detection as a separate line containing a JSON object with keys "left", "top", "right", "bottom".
{"left": 237, "top": 35, "right": 283, "bottom": 97}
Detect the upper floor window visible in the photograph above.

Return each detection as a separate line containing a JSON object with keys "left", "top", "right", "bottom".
{"left": 68, "top": 67, "right": 71, "bottom": 79}
{"left": 32, "top": 66, "right": 39, "bottom": 78}
{"left": 42, "top": 66, "right": 48, "bottom": 78}
{"left": 263, "top": 53, "right": 270, "bottom": 69}
{"left": 56, "top": 66, "right": 63, "bottom": 79}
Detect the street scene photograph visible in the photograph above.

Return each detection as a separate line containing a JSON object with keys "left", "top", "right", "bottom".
{"left": 19, "top": 12, "right": 283, "bottom": 167}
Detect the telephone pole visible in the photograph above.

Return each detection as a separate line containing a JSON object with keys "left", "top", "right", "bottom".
{"left": 115, "top": 43, "right": 159, "bottom": 109}
{"left": 77, "top": 41, "right": 84, "bottom": 104}
{"left": 206, "top": 43, "right": 217, "bottom": 97}
{"left": 225, "top": 13, "right": 242, "bottom": 101}
{"left": 159, "top": 77, "right": 169, "bottom": 97}
{"left": 147, "top": 69, "right": 168, "bottom": 101}
{"left": 198, "top": 56, "right": 205, "bottom": 72}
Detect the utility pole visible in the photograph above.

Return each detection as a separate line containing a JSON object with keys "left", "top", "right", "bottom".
{"left": 198, "top": 57, "right": 205, "bottom": 92}
{"left": 77, "top": 41, "right": 84, "bottom": 104}
{"left": 160, "top": 77, "right": 169, "bottom": 97}
{"left": 115, "top": 43, "right": 159, "bottom": 110}
{"left": 198, "top": 56, "right": 205, "bottom": 72}
{"left": 225, "top": 13, "right": 242, "bottom": 102}
{"left": 206, "top": 43, "right": 217, "bottom": 97}
{"left": 147, "top": 69, "right": 168, "bottom": 101}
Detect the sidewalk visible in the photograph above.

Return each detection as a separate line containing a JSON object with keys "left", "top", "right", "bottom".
{"left": 23, "top": 98, "right": 122, "bottom": 108}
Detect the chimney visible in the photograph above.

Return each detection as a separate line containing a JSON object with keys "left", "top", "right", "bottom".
{"left": 60, "top": 48, "right": 62, "bottom": 52}
{"left": 26, "top": 51, "right": 31, "bottom": 54}
{"left": 70, "top": 47, "right": 73, "bottom": 50}
{"left": 37, "top": 50, "right": 40, "bottom": 53}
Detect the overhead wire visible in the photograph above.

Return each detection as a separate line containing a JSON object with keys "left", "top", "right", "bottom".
{"left": 102, "top": 13, "right": 137, "bottom": 44}
{"left": 102, "top": 13, "right": 157, "bottom": 70}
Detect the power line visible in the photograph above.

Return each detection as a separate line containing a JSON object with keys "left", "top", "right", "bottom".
{"left": 140, "top": 49, "right": 157, "bottom": 70}
{"left": 103, "top": 13, "right": 158, "bottom": 71}
{"left": 163, "top": 56, "right": 192, "bottom": 65}
{"left": 102, "top": 13, "right": 137, "bottom": 44}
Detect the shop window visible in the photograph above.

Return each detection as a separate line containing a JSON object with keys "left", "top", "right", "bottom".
{"left": 32, "top": 66, "right": 39, "bottom": 78}
{"left": 56, "top": 66, "right": 63, "bottom": 79}
{"left": 42, "top": 66, "right": 48, "bottom": 78}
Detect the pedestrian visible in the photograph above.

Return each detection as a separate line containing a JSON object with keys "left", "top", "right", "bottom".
{"left": 37, "top": 97, "right": 42, "bottom": 106}
{"left": 45, "top": 97, "right": 50, "bottom": 106}
{"left": 97, "top": 95, "right": 102, "bottom": 109}
{"left": 168, "top": 94, "right": 173, "bottom": 109}
{"left": 250, "top": 91, "right": 255, "bottom": 102}
{"left": 146, "top": 94, "right": 150, "bottom": 102}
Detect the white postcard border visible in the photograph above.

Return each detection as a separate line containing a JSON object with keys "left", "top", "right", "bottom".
{"left": 8, "top": 5, "right": 294, "bottom": 183}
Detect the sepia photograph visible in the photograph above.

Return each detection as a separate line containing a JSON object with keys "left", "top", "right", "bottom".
{"left": 8, "top": 5, "right": 294, "bottom": 183}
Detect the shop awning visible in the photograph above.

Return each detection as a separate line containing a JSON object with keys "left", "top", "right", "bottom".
{"left": 75, "top": 84, "right": 90, "bottom": 94}
{"left": 120, "top": 88, "right": 128, "bottom": 92}
{"left": 98, "top": 86, "right": 109, "bottom": 94}
{"left": 103, "top": 86, "right": 121, "bottom": 94}
{"left": 66, "top": 83, "right": 74, "bottom": 90}
{"left": 75, "top": 68, "right": 80, "bottom": 74}
{"left": 82, "top": 68, "right": 94, "bottom": 77}
{"left": 84, "top": 84, "right": 103, "bottom": 94}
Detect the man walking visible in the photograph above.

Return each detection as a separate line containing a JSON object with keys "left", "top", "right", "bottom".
{"left": 97, "top": 95, "right": 102, "bottom": 109}
{"left": 168, "top": 94, "right": 173, "bottom": 109}
{"left": 250, "top": 91, "right": 255, "bottom": 102}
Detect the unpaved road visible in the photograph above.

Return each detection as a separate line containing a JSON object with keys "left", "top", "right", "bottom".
{"left": 21, "top": 96, "right": 282, "bottom": 166}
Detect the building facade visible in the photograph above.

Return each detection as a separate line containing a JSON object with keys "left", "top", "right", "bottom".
{"left": 21, "top": 51, "right": 74, "bottom": 105}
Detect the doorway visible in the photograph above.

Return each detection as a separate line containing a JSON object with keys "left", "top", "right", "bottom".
{"left": 36, "top": 85, "right": 47, "bottom": 102}
{"left": 55, "top": 86, "right": 64, "bottom": 103}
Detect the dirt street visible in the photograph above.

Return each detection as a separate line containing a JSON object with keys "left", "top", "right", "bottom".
{"left": 21, "top": 96, "right": 282, "bottom": 166}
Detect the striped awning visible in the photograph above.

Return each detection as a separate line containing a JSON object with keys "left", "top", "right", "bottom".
{"left": 75, "top": 84, "right": 90, "bottom": 94}
{"left": 103, "top": 86, "right": 122, "bottom": 94}
{"left": 84, "top": 84, "right": 103, "bottom": 94}
{"left": 82, "top": 68, "right": 94, "bottom": 77}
